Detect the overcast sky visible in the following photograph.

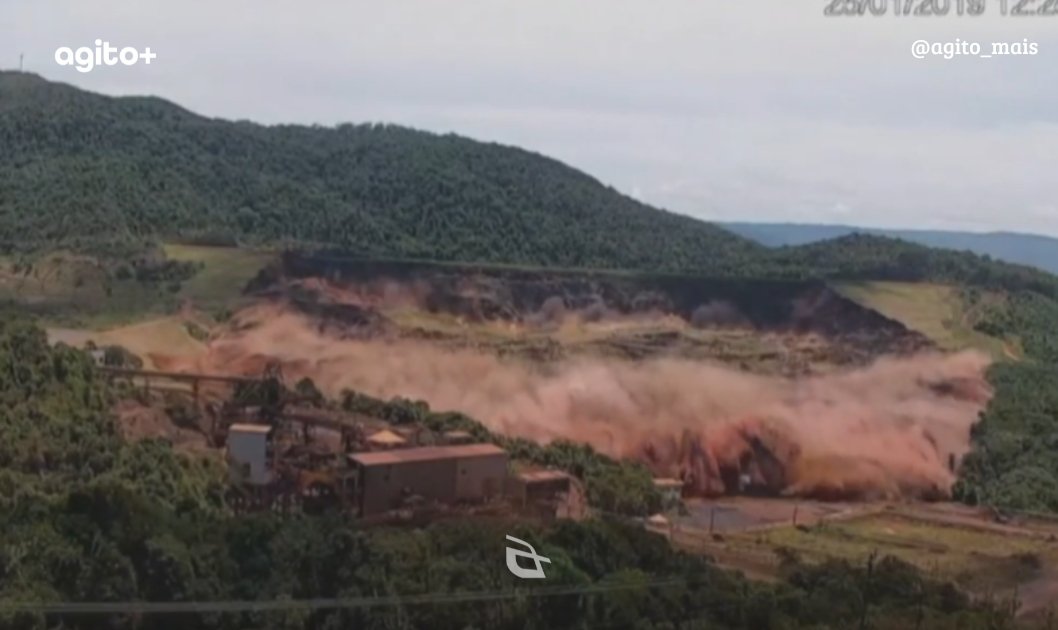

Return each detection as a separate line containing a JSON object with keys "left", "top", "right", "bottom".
{"left": 4, "top": 1, "right": 1057, "bottom": 236}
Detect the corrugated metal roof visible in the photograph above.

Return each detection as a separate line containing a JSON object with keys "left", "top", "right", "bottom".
{"left": 229, "top": 423, "right": 272, "bottom": 434}
{"left": 349, "top": 443, "right": 506, "bottom": 467}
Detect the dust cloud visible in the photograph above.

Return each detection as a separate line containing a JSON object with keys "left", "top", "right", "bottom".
{"left": 155, "top": 304, "right": 992, "bottom": 501}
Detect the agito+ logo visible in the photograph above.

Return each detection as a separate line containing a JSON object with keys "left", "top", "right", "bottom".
{"left": 54, "top": 40, "right": 157, "bottom": 73}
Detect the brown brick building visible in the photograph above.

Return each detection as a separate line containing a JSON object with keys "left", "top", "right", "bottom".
{"left": 349, "top": 443, "right": 508, "bottom": 516}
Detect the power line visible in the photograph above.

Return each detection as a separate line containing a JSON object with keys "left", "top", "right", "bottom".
{"left": 0, "top": 578, "right": 686, "bottom": 615}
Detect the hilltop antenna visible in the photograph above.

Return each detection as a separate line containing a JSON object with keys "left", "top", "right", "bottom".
{"left": 19, "top": 53, "right": 24, "bottom": 72}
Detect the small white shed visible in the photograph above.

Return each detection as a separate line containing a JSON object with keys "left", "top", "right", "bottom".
{"left": 227, "top": 423, "right": 273, "bottom": 485}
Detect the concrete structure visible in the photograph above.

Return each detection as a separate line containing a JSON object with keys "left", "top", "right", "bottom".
{"left": 227, "top": 423, "right": 273, "bottom": 485}
{"left": 511, "top": 470, "right": 572, "bottom": 506}
{"left": 653, "top": 478, "right": 684, "bottom": 510}
{"left": 442, "top": 430, "right": 474, "bottom": 445}
{"left": 88, "top": 349, "right": 106, "bottom": 365}
{"left": 349, "top": 443, "right": 508, "bottom": 516}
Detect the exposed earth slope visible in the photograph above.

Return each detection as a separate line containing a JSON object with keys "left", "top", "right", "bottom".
{"left": 127, "top": 254, "right": 991, "bottom": 504}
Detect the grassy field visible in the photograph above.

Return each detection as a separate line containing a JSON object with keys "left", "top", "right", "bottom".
{"left": 756, "top": 515, "right": 1049, "bottom": 590}
{"left": 833, "top": 281, "right": 1015, "bottom": 359}
{"left": 34, "top": 245, "right": 274, "bottom": 361}
{"left": 668, "top": 503, "right": 1058, "bottom": 600}
{"left": 0, "top": 252, "right": 181, "bottom": 328}
{"left": 1, "top": 245, "right": 276, "bottom": 328}
{"left": 162, "top": 243, "right": 276, "bottom": 312}
{"left": 48, "top": 316, "right": 208, "bottom": 367}
{"left": 0, "top": 244, "right": 274, "bottom": 341}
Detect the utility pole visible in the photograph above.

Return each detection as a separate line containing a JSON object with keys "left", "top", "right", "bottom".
{"left": 859, "top": 551, "right": 878, "bottom": 630}
{"left": 914, "top": 579, "right": 925, "bottom": 630}
{"left": 1010, "top": 583, "right": 1020, "bottom": 620}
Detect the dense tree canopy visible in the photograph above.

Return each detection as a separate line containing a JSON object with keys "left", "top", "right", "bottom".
{"left": 954, "top": 292, "right": 1058, "bottom": 512}
{"left": 763, "top": 234, "right": 1058, "bottom": 297}
{"left": 0, "top": 72, "right": 760, "bottom": 272}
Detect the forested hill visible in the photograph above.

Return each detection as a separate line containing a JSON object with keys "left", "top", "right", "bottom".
{"left": 723, "top": 221, "right": 1058, "bottom": 275}
{"left": 5, "top": 71, "right": 1058, "bottom": 296}
{"left": 0, "top": 71, "right": 760, "bottom": 270}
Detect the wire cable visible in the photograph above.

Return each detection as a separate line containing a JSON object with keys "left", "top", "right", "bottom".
{"left": 0, "top": 577, "right": 688, "bottom": 615}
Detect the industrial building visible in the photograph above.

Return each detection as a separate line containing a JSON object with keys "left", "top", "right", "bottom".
{"left": 227, "top": 423, "right": 274, "bottom": 485}
{"left": 509, "top": 469, "right": 575, "bottom": 520}
{"left": 511, "top": 470, "right": 572, "bottom": 506}
{"left": 103, "top": 364, "right": 534, "bottom": 520}
{"left": 349, "top": 443, "right": 508, "bottom": 516}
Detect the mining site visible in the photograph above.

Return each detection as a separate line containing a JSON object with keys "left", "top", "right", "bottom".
{"left": 46, "top": 249, "right": 1058, "bottom": 617}
{"left": 152, "top": 254, "right": 990, "bottom": 499}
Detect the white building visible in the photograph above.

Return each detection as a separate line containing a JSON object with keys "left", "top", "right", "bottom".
{"left": 653, "top": 478, "right": 684, "bottom": 510}
{"left": 227, "top": 423, "right": 273, "bottom": 485}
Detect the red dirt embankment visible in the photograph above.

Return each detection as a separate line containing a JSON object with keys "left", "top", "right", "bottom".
{"left": 153, "top": 301, "right": 991, "bottom": 502}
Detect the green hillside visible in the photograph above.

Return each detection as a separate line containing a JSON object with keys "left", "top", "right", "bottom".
{"left": 162, "top": 243, "right": 276, "bottom": 312}
{"left": 0, "top": 71, "right": 759, "bottom": 272}
{"left": 724, "top": 221, "right": 1058, "bottom": 275}
{"left": 833, "top": 281, "right": 1015, "bottom": 359}
{"left": 762, "top": 234, "right": 1058, "bottom": 296}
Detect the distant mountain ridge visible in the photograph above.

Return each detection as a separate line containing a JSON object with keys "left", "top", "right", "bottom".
{"left": 722, "top": 222, "right": 1058, "bottom": 275}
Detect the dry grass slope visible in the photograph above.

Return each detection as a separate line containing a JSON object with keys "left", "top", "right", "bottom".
{"left": 48, "top": 316, "right": 207, "bottom": 368}
{"left": 833, "top": 281, "right": 1013, "bottom": 359}
{"left": 162, "top": 243, "right": 277, "bottom": 311}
